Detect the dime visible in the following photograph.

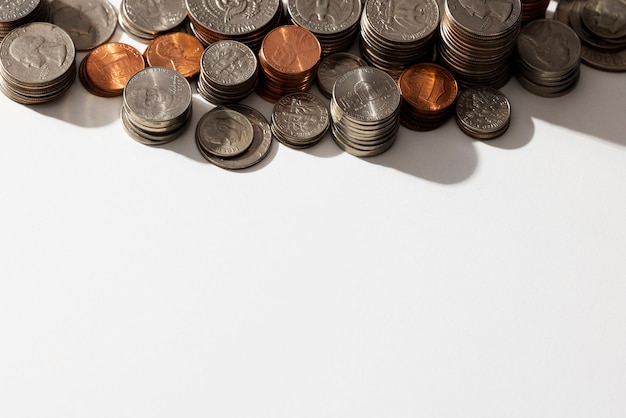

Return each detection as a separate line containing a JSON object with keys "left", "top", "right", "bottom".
{"left": 196, "top": 107, "right": 255, "bottom": 158}
{"left": 50, "top": 0, "right": 117, "bottom": 50}
{"left": 271, "top": 92, "right": 330, "bottom": 149}
{"left": 144, "top": 32, "right": 204, "bottom": 79}
{"left": 80, "top": 42, "right": 145, "bottom": 97}
{"left": 455, "top": 86, "right": 511, "bottom": 139}
{"left": 0, "top": 0, "right": 50, "bottom": 40}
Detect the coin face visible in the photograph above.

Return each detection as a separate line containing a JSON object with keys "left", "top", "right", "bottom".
{"left": 186, "top": 0, "right": 281, "bottom": 35}
{"left": 516, "top": 19, "right": 581, "bottom": 72}
{"left": 288, "top": 0, "right": 362, "bottom": 34}
{"left": 144, "top": 32, "right": 204, "bottom": 79}
{"left": 50, "top": 0, "right": 118, "bottom": 51}
{"left": 196, "top": 108, "right": 255, "bottom": 158}
{"left": 317, "top": 52, "right": 367, "bottom": 98}
{"left": 446, "top": 0, "right": 522, "bottom": 37}
{"left": 272, "top": 92, "right": 329, "bottom": 147}
{"left": 364, "top": 0, "right": 439, "bottom": 42}
{"left": 201, "top": 39, "right": 257, "bottom": 86}
{"left": 399, "top": 63, "right": 458, "bottom": 112}
{"left": 455, "top": 86, "right": 511, "bottom": 139}
{"left": 123, "top": 0, "right": 187, "bottom": 33}
{"left": 81, "top": 42, "right": 145, "bottom": 96}
{"left": 261, "top": 25, "right": 321, "bottom": 74}
{"left": 582, "top": 0, "right": 626, "bottom": 40}
{"left": 0, "top": 0, "right": 40, "bottom": 24}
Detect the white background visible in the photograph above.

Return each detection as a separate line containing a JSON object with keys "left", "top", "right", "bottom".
{"left": 1, "top": 3, "right": 625, "bottom": 417}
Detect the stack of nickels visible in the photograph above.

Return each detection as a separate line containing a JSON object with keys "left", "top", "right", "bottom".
{"left": 0, "top": 0, "right": 50, "bottom": 40}
{"left": 118, "top": 0, "right": 187, "bottom": 42}
{"left": 121, "top": 66, "right": 193, "bottom": 145}
{"left": 330, "top": 66, "right": 401, "bottom": 157}
{"left": 271, "top": 92, "right": 330, "bottom": 149}
{"left": 50, "top": 0, "right": 118, "bottom": 51}
{"left": 359, "top": 0, "right": 440, "bottom": 79}
{"left": 144, "top": 32, "right": 204, "bottom": 80}
{"left": 515, "top": 19, "right": 581, "bottom": 97}
{"left": 455, "top": 86, "right": 511, "bottom": 139}
{"left": 257, "top": 25, "right": 321, "bottom": 103}
{"left": 80, "top": 42, "right": 145, "bottom": 97}
{"left": 398, "top": 63, "right": 458, "bottom": 131}
{"left": 196, "top": 104, "right": 273, "bottom": 170}
{"left": 316, "top": 52, "right": 368, "bottom": 99}
{"left": 438, "top": 0, "right": 522, "bottom": 89}
{"left": 520, "top": 0, "right": 550, "bottom": 22}
{"left": 0, "top": 22, "right": 76, "bottom": 104}
{"left": 197, "top": 39, "right": 258, "bottom": 105}
{"left": 185, "top": 0, "right": 283, "bottom": 52}
{"left": 287, "top": 0, "right": 362, "bottom": 56}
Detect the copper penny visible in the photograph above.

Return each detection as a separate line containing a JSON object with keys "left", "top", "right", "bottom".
{"left": 398, "top": 63, "right": 458, "bottom": 113}
{"left": 144, "top": 32, "right": 204, "bottom": 79}
{"left": 81, "top": 42, "right": 146, "bottom": 97}
{"left": 260, "top": 25, "right": 321, "bottom": 75}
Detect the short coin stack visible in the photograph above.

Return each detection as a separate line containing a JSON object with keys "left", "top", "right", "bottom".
{"left": 271, "top": 92, "right": 330, "bottom": 149}
{"left": 197, "top": 40, "right": 259, "bottom": 105}
{"left": 80, "top": 42, "right": 145, "bottom": 97}
{"left": 515, "top": 19, "right": 581, "bottom": 97}
{"left": 0, "top": 22, "right": 76, "bottom": 104}
{"left": 0, "top": 0, "right": 50, "bottom": 40}
{"left": 455, "top": 86, "right": 511, "bottom": 139}
{"left": 330, "top": 66, "right": 401, "bottom": 157}
{"left": 119, "top": 0, "right": 187, "bottom": 42}
{"left": 122, "top": 67, "right": 193, "bottom": 145}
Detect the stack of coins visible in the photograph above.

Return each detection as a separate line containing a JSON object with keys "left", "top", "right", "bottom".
{"left": 330, "top": 66, "right": 401, "bottom": 157}
{"left": 359, "top": 0, "right": 440, "bottom": 79}
{"left": 196, "top": 104, "right": 274, "bottom": 170}
{"left": 455, "top": 86, "right": 511, "bottom": 139}
{"left": 515, "top": 19, "right": 581, "bottom": 97}
{"left": 121, "top": 67, "right": 193, "bottom": 145}
{"left": 521, "top": 0, "right": 550, "bottom": 22}
{"left": 0, "top": 0, "right": 50, "bottom": 40}
{"left": 271, "top": 92, "right": 330, "bottom": 149}
{"left": 144, "top": 32, "right": 204, "bottom": 79}
{"left": 438, "top": 0, "right": 522, "bottom": 88}
{"left": 316, "top": 52, "right": 368, "bottom": 99}
{"left": 119, "top": 0, "right": 187, "bottom": 42}
{"left": 80, "top": 42, "right": 145, "bottom": 97}
{"left": 287, "top": 0, "right": 362, "bottom": 56}
{"left": 50, "top": 0, "right": 118, "bottom": 51}
{"left": 185, "top": 0, "right": 283, "bottom": 52}
{"left": 257, "top": 25, "right": 321, "bottom": 103}
{"left": 197, "top": 39, "right": 259, "bottom": 105}
{"left": 398, "top": 63, "right": 458, "bottom": 131}
{"left": 0, "top": 22, "right": 76, "bottom": 104}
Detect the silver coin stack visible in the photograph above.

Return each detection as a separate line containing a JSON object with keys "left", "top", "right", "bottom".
{"left": 515, "top": 19, "right": 581, "bottom": 97}
{"left": 121, "top": 67, "right": 193, "bottom": 145}
{"left": 119, "top": 0, "right": 188, "bottom": 42}
{"left": 316, "top": 52, "right": 368, "bottom": 99}
{"left": 330, "top": 66, "right": 401, "bottom": 157}
{"left": 287, "top": 0, "right": 362, "bottom": 56}
{"left": 271, "top": 92, "right": 330, "bottom": 149}
{"left": 197, "top": 39, "right": 259, "bottom": 105}
{"left": 185, "top": 0, "right": 283, "bottom": 52}
{"left": 438, "top": 0, "right": 522, "bottom": 88}
{"left": 50, "top": 0, "right": 118, "bottom": 51}
{"left": 0, "top": 22, "right": 76, "bottom": 104}
{"left": 455, "top": 86, "right": 511, "bottom": 139}
{"left": 0, "top": 0, "right": 50, "bottom": 40}
{"left": 359, "top": 0, "right": 440, "bottom": 79}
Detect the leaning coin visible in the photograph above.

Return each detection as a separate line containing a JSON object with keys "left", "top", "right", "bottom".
{"left": 50, "top": 0, "right": 118, "bottom": 50}
{"left": 196, "top": 108, "right": 255, "bottom": 158}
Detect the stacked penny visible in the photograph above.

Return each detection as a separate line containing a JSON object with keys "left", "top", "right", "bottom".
{"left": 455, "top": 86, "right": 511, "bottom": 139}
{"left": 359, "top": 0, "right": 440, "bottom": 79}
{"left": 271, "top": 92, "right": 330, "bottom": 149}
{"left": 0, "top": 0, "right": 50, "bottom": 40}
{"left": 257, "top": 25, "right": 322, "bottom": 103}
{"left": 185, "top": 0, "right": 283, "bottom": 52}
{"left": 330, "top": 66, "right": 401, "bottom": 157}
{"left": 515, "top": 19, "right": 581, "bottom": 97}
{"left": 80, "top": 42, "right": 145, "bottom": 97}
{"left": 144, "top": 32, "right": 204, "bottom": 79}
{"left": 287, "top": 0, "right": 362, "bottom": 56}
{"left": 119, "top": 0, "right": 188, "bottom": 42}
{"left": 398, "top": 63, "right": 458, "bottom": 131}
{"left": 197, "top": 39, "right": 259, "bottom": 105}
{"left": 438, "top": 0, "right": 522, "bottom": 88}
{"left": 121, "top": 67, "right": 193, "bottom": 145}
{"left": 0, "top": 22, "right": 76, "bottom": 104}
{"left": 521, "top": 0, "right": 550, "bottom": 22}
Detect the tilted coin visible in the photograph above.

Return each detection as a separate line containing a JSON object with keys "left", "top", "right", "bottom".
{"left": 50, "top": 0, "right": 117, "bottom": 50}
{"left": 455, "top": 86, "right": 511, "bottom": 139}
{"left": 196, "top": 107, "right": 255, "bottom": 158}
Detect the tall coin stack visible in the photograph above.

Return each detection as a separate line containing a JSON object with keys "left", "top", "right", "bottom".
{"left": 0, "top": 22, "right": 75, "bottom": 104}
{"left": 185, "top": 0, "right": 283, "bottom": 52}
{"left": 0, "top": 0, "right": 50, "bottom": 40}
{"left": 359, "top": 0, "right": 440, "bottom": 79}
{"left": 515, "top": 19, "right": 581, "bottom": 97}
{"left": 121, "top": 67, "right": 193, "bottom": 145}
{"left": 287, "top": 0, "right": 362, "bottom": 56}
{"left": 119, "top": 0, "right": 188, "bottom": 42}
{"left": 257, "top": 25, "right": 322, "bottom": 103}
{"left": 438, "top": 0, "right": 522, "bottom": 88}
{"left": 330, "top": 67, "right": 401, "bottom": 157}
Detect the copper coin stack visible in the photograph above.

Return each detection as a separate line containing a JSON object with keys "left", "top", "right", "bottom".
{"left": 521, "top": 0, "right": 551, "bottom": 22}
{"left": 185, "top": 0, "right": 283, "bottom": 52}
{"left": 257, "top": 25, "right": 322, "bottom": 103}
{"left": 398, "top": 63, "right": 459, "bottom": 131}
{"left": 143, "top": 32, "right": 204, "bottom": 79}
{"left": 118, "top": 0, "right": 188, "bottom": 42}
{"left": 0, "top": 0, "right": 50, "bottom": 40}
{"left": 80, "top": 42, "right": 146, "bottom": 97}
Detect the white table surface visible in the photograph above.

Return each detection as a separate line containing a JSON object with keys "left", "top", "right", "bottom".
{"left": 1, "top": 4, "right": 625, "bottom": 417}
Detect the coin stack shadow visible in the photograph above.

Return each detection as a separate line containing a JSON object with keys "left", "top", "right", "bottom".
{"left": 271, "top": 92, "right": 330, "bottom": 149}
{"left": 0, "top": 0, "right": 50, "bottom": 40}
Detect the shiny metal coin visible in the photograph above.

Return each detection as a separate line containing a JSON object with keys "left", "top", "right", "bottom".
{"left": 196, "top": 107, "right": 255, "bottom": 158}
{"left": 119, "top": 0, "right": 187, "bottom": 42}
{"left": 50, "top": 0, "right": 117, "bottom": 50}
{"left": 271, "top": 92, "right": 330, "bottom": 149}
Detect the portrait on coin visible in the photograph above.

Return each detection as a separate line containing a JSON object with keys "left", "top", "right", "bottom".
{"left": 457, "top": 0, "right": 513, "bottom": 30}
{"left": 518, "top": 23, "right": 572, "bottom": 69}
{"left": 9, "top": 35, "right": 68, "bottom": 69}
{"left": 208, "top": 115, "right": 249, "bottom": 147}
{"left": 589, "top": 0, "right": 626, "bottom": 36}
{"left": 154, "top": 37, "right": 201, "bottom": 76}
{"left": 214, "top": 0, "right": 249, "bottom": 23}
{"left": 135, "top": 86, "right": 176, "bottom": 119}
{"left": 51, "top": 1, "right": 112, "bottom": 47}
{"left": 129, "top": 0, "right": 170, "bottom": 29}
{"left": 389, "top": 0, "right": 431, "bottom": 32}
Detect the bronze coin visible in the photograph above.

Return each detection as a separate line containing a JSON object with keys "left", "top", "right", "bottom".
{"left": 260, "top": 25, "right": 321, "bottom": 75}
{"left": 81, "top": 42, "right": 145, "bottom": 97}
{"left": 398, "top": 63, "right": 458, "bottom": 113}
{"left": 144, "top": 32, "right": 204, "bottom": 79}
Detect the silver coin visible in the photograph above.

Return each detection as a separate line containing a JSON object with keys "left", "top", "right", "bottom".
{"left": 196, "top": 107, "right": 255, "bottom": 158}
{"left": 455, "top": 86, "right": 511, "bottom": 139}
{"left": 364, "top": 0, "right": 439, "bottom": 42}
{"left": 445, "top": 0, "right": 522, "bottom": 38}
{"left": 122, "top": 0, "right": 187, "bottom": 35}
{"left": 581, "top": 0, "right": 626, "bottom": 40}
{"left": 50, "top": 0, "right": 117, "bottom": 50}
{"left": 317, "top": 52, "right": 368, "bottom": 98}
{"left": 201, "top": 40, "right": 257, "bottom": 87}
{"left": 271, "top": 92, "right": 329, "bottom": 148}
{"left": 517, "top": 19, "right": 581, "bottom": 73}
{"left": 185, "top": 0, "right": 281, "bottom": 36}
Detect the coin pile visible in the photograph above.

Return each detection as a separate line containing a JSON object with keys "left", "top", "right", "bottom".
{"left": 0, "top": 0, "right": 50, "bottom": 40}
{"left": 271, "top": 92, "right": 330, "bottom": 149}
{"left": 121, "top": 66, "right": 193, "bottom": 145}
{"left": 521, "top": 0, "right": 551, "bottom": 22}
{"left": 316, "top": 52, "right": 368, "bottom": 99}
{"left": 455, "top": 86, "right": 511, "bottom": 139}
{"left": 185, "top": 0, "right": 283, "bottom": 52}
{"left": 197, "top": 39, "right": 259, "bottom": 105}
{"left": 438, "top": 0, "right": 522, "bottom": 88}
{"left": 330, "top": 66, "right": 401, "bottom": 157}
{"left": 257, "top": 25, "right": 322, "bottom": 103}
{"left": 398, "top": 63, "right": 458, "bottom": 131}
{"left": 119, "top": 0, "right": 187, "bottom": 42}
{"left": 515, "top": 19, "right": 581, "bottom": 97}
{"left": 80, "top": 42, "right": 145, "bottom": 97}
{"left": 50, "top": 0, "right": 118, "bottom": 51}
{"left": 359, "top": 0, "right": 440, "bottom": 78}
{"left": 287, "top": 0, "right": 362, "bottom": 56}
{"left": 196, "top": 104, "right": 274, "bottom": 170}
{"left": 144, "top": 32, "right": 204, "bottom": 79}
{"left": 0, "top": 22, "right": 76, "bottom": 104}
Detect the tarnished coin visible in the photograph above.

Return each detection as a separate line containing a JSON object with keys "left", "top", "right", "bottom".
{"left": 317, "top": 52, "right": 368, "bottom": 98}
{"left": 80, "top": 42, "right": 145, "bottom": 97}
{"left": 455, "top": 86, "right": 511, "bottom": 139}
{"left": 195, "top": 107, "right": 255, "bottom": 158}
{"left": 119, "top": 0, "right": 187, "bottom": 41}
{"left": 144, "top": 32, "right": 204, "bottom": 79}
{"left": 271, "top": 92, "right": 330, "bottom": 149}
{"left": 581, "top": 0, "right": 626, "bottom": 40}
{"left": 50, "top": 0, "right": 118, "bottom": 50}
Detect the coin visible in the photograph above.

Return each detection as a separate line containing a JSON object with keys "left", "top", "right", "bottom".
{"left": 317, "top": 52, "right": 368, "bottom": 99}
{"left": 80, "top": 42, "right": 145, "bottom": 97}
{"left": 119, "top": 0, "right": 187, "bottom": 42}
{"left": 0, "top": 0, "right": 50, "bottom": 40}
{"left": 271, "top": 92, "right": 330, "bottom": 149}
{"left": 455, "top": 86, "right": 511, "bottom": 139}
{"left": 144, "top": 32, "right": 204, "bottom": 79}
{"left": 50, "top": 0, "right": 118, "bottom": 51}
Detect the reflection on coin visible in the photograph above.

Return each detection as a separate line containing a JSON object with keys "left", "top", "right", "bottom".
{"left": 195, "top": 108, "right": 255, "bottom": 158}
{"left": 455, "top": 86, "right": 511, "bottom": 139}
{"left": 144, "top": 32, "right": 204, "bottom": 79}
{"left": 80, "top": 42, "right": 145, "bottom": 97}
{"left": 50, "top": 0, "right": 117, "bottom": 50}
